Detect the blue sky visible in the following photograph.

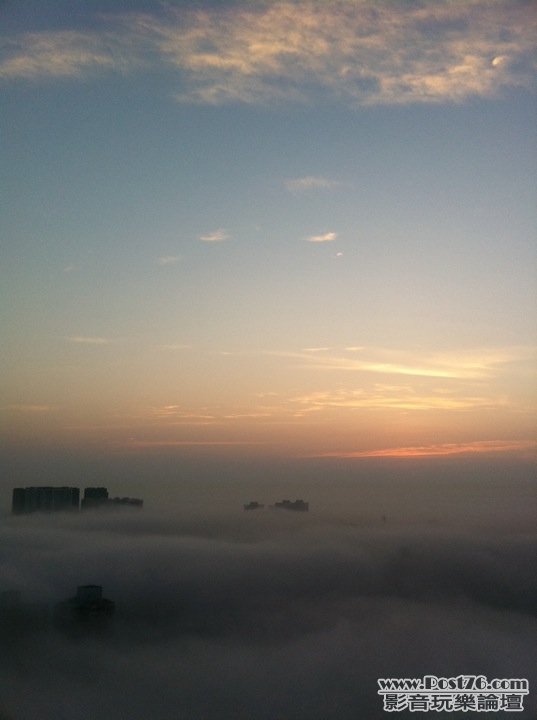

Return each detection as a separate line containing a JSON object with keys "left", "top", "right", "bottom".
{"left": 1, "top": 0, "right": 536, "bottom": 459}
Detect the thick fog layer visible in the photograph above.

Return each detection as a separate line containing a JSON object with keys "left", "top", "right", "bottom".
{"left": 1, "top": 466, "right": 536, "bottom": 720}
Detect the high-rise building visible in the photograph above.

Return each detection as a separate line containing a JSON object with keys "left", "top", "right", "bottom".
{"left": 55, "top": 584, "right": 115, "bottom": 624}
{"left": 81, "top": 488, "right": 143, "bottom": 510}
{"left": 11, "top": 487, "right": 80, "bottom": 514}
{"left": 273, "top": 499, "right": 309, "bottom": 512}
{"left": 11, "top": 486, "right": 142, "bottom": 513}
{"left": 53, "top": 486, "right": 80, "bottom": 511}
{"left": 11, "top": 488, "right": 26, "bottom": 515}
{"left": 81, "top": 487, "right": 109, "bottom": 509}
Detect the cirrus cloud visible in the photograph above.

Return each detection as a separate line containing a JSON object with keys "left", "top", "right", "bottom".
{"left": 156, "top": 255, "right": 181, "bottom": 266}
{"left": 285, "top": 176, "right": 340, "bottom": 193}
{"left": 0, "top": 2, "right": 535, "bottom": 107}
{"left": 68, "top": 335, "right": 110, "bottom": 345}
{"left": 307, "top": 231, "right": 337, "bottom": 243}
{"left": 199, "top": 228, "right": 230, "bottom": 242}
{"left": 0, "top": 29, "right": 137, "bottom": 80}
{"left": 312, "top": 439, "right": 537, "bottom": 459}
{"left": 138, "top": 1, "right": 537, "bottom": 106}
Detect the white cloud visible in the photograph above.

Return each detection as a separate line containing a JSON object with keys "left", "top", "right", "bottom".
{"left": 491, "top": 55, "right": 510, "bottom": 69}
{"left": 265, "top": 345, "right": 536, "bottom": 381}
{"left": 159, "top": 343, "right": 192, "bottom": 351}
{"left": 68, "top": 335, "right": 110, "bottom": 345}
{"left": 307, "top": 231, "right": 337, "bottom": 243}
{"left": 156, "top": 255, "right": 181, "bottom": 266}
{"left": 0, "top": 30, "right": 135, "bottom": 80}
{"left": 199, "top": 228, "right": 229, "bottom": 242}
{"left": 285, "top": 176, "right": 339, "bottom": 192}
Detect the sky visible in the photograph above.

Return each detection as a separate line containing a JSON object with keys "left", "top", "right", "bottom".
{"left": 1, "top": 0, "right": 536, "bottom": 464}
{"left": 1, "top": 6, "right": 536, "bottom": 717}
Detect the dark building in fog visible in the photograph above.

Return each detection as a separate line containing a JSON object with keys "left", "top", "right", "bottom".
{"left": 244, "top": 501, "right": 264, "bottom": 511}
{"left": 11, "top": 486, "right": 143, "bottom": 514}
{"left": 55, "top": 585, "right": 115, "bottom": 629}
{"left": 274, "top": 499, "right": 309, "bottom": 512}
{"left": 81, "top": 487, "right": 143, "bottom": 510}
{"left": 11, "top": 486, "right": 80, "bottom": 515}
{"left": 81, "top": 487, "right": 109, "bottom": 509}
{"left": 110, "top": 496, "right": 143, "bottom": 508}
{"left": 11, "top": 488, "right": 25, "bottom": 514}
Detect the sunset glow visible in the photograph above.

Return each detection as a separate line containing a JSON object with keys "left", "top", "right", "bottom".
{"left": 1, "top": 0, "right": 535, "bottom": 463}
{"left": 312, "top": 440, "right": 537, "bottom": 460}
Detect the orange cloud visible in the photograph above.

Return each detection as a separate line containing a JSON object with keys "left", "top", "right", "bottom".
{"left": 121, "top": 439, "right": 264, "bottom": 448}
{"left": 312, "top": 440, "right": 537, "bottom": 459}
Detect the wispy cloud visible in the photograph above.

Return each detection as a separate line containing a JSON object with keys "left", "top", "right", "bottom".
{"left": 122, "top": 439, "right": 264, "bottom": 448}
{"left": 128, "top": 344, "right": 534, "bottom": 437}
{"left": 216, "top": 345, "right": 535, "bottom": 384}
{"left": 1, "top": 2, "right": 534, "bottom": 106}
{"left": 199, "top": 228, "right": 229, "bottom": 242}
{"left": 156, "top": 255, "right": 181, "bottom": 266}
{"left": 290, "top": 386, "right": 500, "bottom": 413}
{"left": 312, "top": 439, "right": 537, "bottom": 459}
{"left": 149, "top": 405, "right": 215, "bottom": 424}
{"left": 270, "top": 346, "right": 535, "bottom": 380}
{"left": 5, "top": 404, "right": 52, "bottom": 414}
{"left": 140, "top": 1, "right": 537, "bottom": 106}
{"left": 307, "top": 231, "right": 337, "bottom": 243}
{"left": 285, "top": 176, "right": 340, "bottom": 192}
{"left": 159, "top": 343, "right": 192, "bottom": 351}
{"left": 0, "top": 30, "right": 136, "bottom": 80}
{"left": 68, "top": 335, "right": 110, "bottom": 345}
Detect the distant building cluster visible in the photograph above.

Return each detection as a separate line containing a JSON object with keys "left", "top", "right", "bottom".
{"left": 243, "top": 501, "right": 264, "bottom": 511}
{"left": 244, "top": 499, "right": 309, "bottom": 512}
{"left": 11, "top": 486, "right": 80, "bottom": 515}
{"left": 274, "top": 499, "right": 309, "bottom": 512}
{"left": 80, "top": 486, "right": 109, "bottom": 509}
{"left": 0, "top": 586, "right": 116, "bottom": 637}
{"left": 11, "top": 486, "right": 143, "bottom": 514}
{"left": 80, "top": 487, "right": 143, "bottom": 510}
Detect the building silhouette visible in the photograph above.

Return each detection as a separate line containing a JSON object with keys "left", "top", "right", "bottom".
{"left": 11, "top": 487, "right": 80, "bottom": 514}
{"left": 11, "top": 486, "right": 143, "bottom": 514}
{"left": 244, "top": 501, "right": 264, "bottom": 510}
{"left": 81, "top": 487, "right": 143, "bottom": 510}
{"left": 54, "top": 585, "right": 115, "bottom": 630}
{"left": 81, "top": 487, "right": 109, "bottom": 509}
{"left": 274, "top": 499, "right": 309, "bottom": 512}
